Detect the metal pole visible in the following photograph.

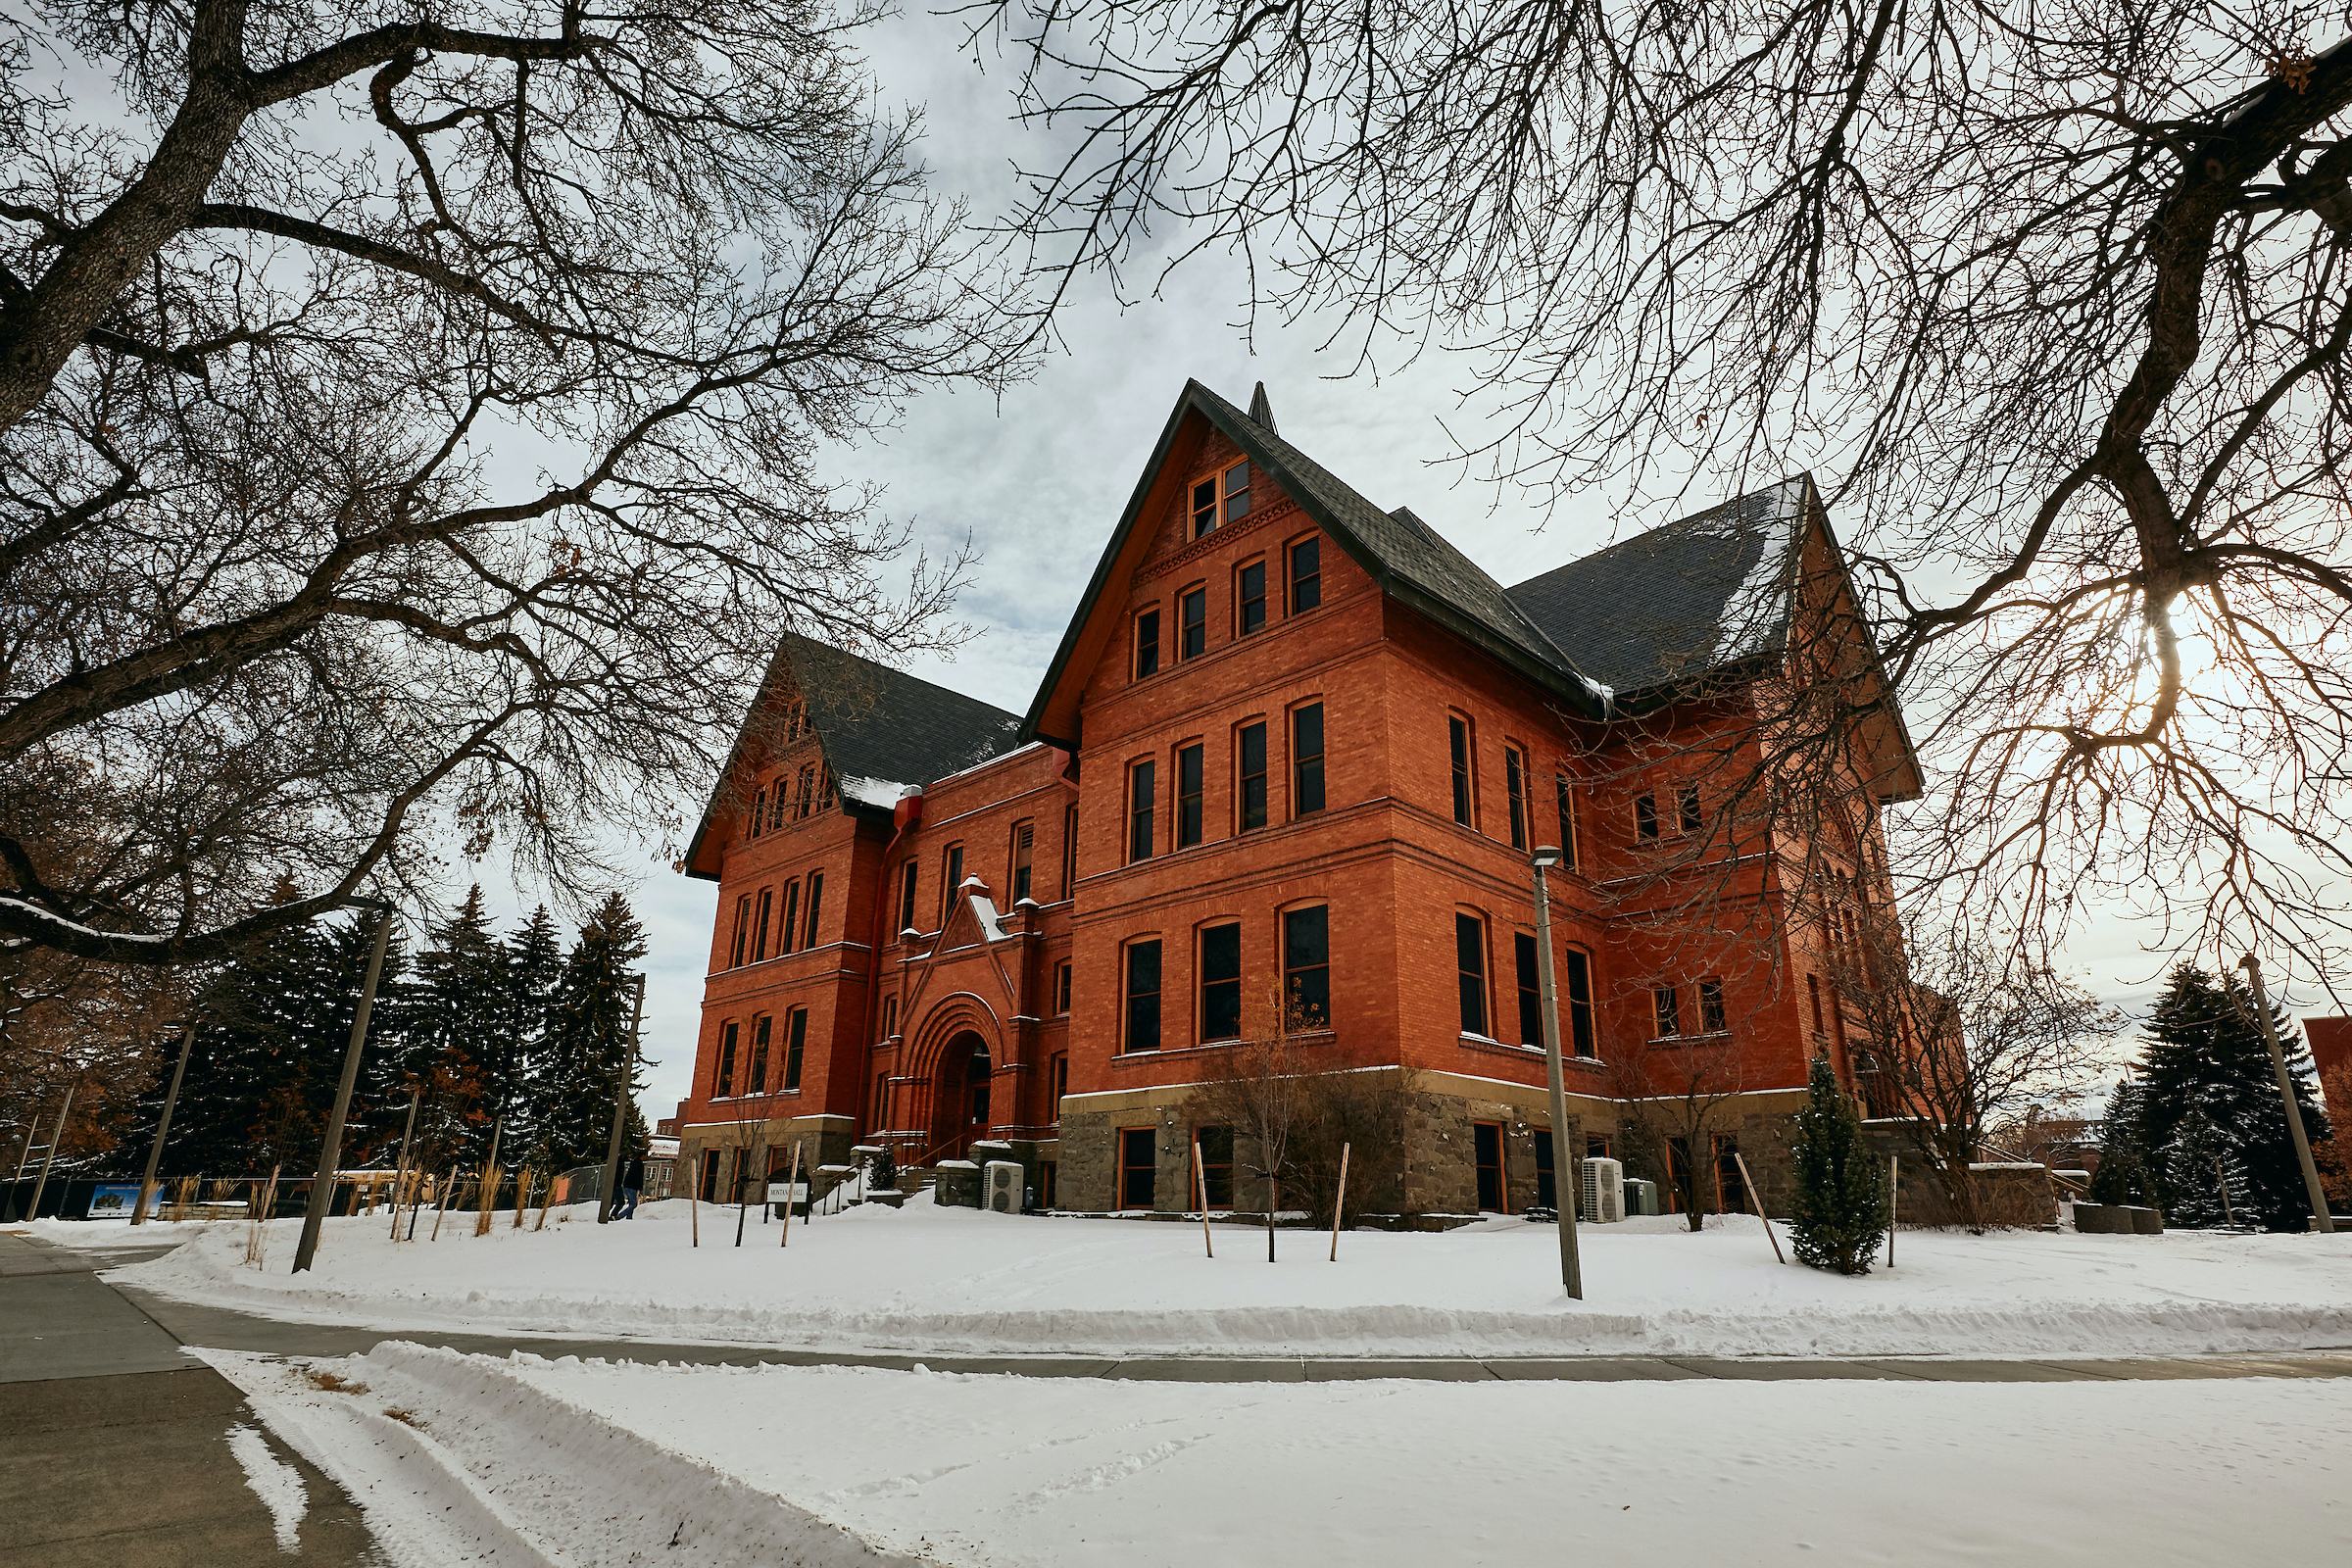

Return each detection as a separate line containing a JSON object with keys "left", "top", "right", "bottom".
{"left": 1530, "top": 850, "right": 1585, "bottom": 1298}
{"left": 598, "top": 972, "right": 647, "bottom": 1223}
{"left": 387, "top": 1087, "right": 420, "bottom": 1241}
{"left": 132, "top": 1026, "right": 195, "bottom": 1226}
{"left": 293, "top": 910, "right": 394, "bottom": 1274}
{"left": 26, "top": 1076, "right": 76, "bottom": 1222}
{"left": 2238, "top": 955, "right": 2335, "bottom": 1235}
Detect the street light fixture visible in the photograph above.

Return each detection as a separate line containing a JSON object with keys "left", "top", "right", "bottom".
{"left": 1530, "top": 846, "right": 1585, "bottom": 1298}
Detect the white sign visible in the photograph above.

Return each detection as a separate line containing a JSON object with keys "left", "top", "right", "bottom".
{"left": 765, "top": 1182, "right": 808, "bottom": 1203}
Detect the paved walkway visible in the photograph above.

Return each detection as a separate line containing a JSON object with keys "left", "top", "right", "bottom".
{"left": 47, "top": 1230, "right": 2352, "bottom": 1387}
{"left": 0, "top": 1233, "right": 381, "bottom": 1567}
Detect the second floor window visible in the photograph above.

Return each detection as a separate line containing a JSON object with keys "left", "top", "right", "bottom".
{"left": 795, "top": 762, "right": 816, "bottom": 820}
{"left": 783, "top": 1007, "right": 808, "bottom": 1092}
{"left": 1505, "top": 745, "right": 1530, "bottom": 850}
{"left": 1283, "top": 905, "right": 1330, "bottom": 1028}
{"left": 1128, "top": 760, "right": 1155, "bottom": 861}
{"left": 898, "top": 860, "right": 918, "bottom": 934}
{"left": 1679, "top": 784, "right": 1703, "bottom": 836}
{"left": 1062, "top": 803, "right": 1079, "bottom": 898}
{"left": 1135, "top": 609, "right": 1161, "bottom": 678}
{"left": 1556, "top": 774, "right": 1582, "bottom": 871}
{"left": 1237, "top": 720, "right": 1269, "bottom": 832}
{"left": 714, "top": 1020, "right": 739, "bottom": 1097}
{"left": 1009, "top": 820, "right": 1035, "bottom": 903}
{"left": 1564, "top": 947, "right": 1597, "bottom": 1058}
{"left": 779, "top": 879, "right": 801, "bottom": 955}
{"left": 1456, "top": 912, "right": 1490, "bottom": 1037}
{"left": 1176, "top": 742, "right": 1205, "bottom": 849}
{"left": 749, "top": 1014, "right": 771, "bottom": 1093}
{"left": 1179, "top": 586, "right": 1206, "bottom": 660}
{"left": 1124, "top": 939, "right": 1162, "bottom": 1052}
{"left": 1698, "top": 977, "right": 1728, "bottom": 1035}
{"left": 1289, "top": 536, "right": 1321, "bottom": 612}
{"left": 729, "top": 896, "right": 751, "bottom": 968}
{"left": 1200, "top": 922, "right": 1243, "bottom": 1042}
{"left": 1652, "top": 984, "right": 1682, "bottom": 1039}
{"left": 1054, "top": 959, "right": 1072, "bottom": 1015}
{"left": 1636, "top": 792, "right": 1660, "bottom": 842}
{"left": 1292, "top": 703, "right": 1326, "bottom": 815}
{"left": 803, "top": 871, "right": 824, "bottom": 950}
{"left": 1514, "top": 931, "right": 1542, "bottom": 1046}
{"left": 1448, "top": 715, "right": 1476, "bottom": 827}
{"left": 752, "top": 888, "right": 772, "bottom": 962}
{"left": 940, "top": 843, "right": 964, "bottom": 924}
{"left": 1238, "top": 560, "right": 1266, "bottom": 634}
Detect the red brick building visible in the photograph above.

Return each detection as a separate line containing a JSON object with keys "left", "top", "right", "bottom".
{"left": 672, "top": 381, "right": 1920, "bottom": 1216}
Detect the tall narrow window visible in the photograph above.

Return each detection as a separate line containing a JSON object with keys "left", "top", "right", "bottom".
{"left": 1291, "top": 703, "right": 1326, "bottom": 815}
{"left": 729, "top": 897, "right": 751, "bottom": 968}
{"left": 1199, "top": 922, "right": 1243, "bottom": 1042}
{"left": 1049, "top": 1052, "right": 1069, "bottom": 1115}
{"left": 1123, "top": 939, "right": 1162, "bottom": 1052}
{"left": 1118, "top": 1127, "right": 1157, "bottom": 1208}
{"left": 818, "top": 768, "right": 836, "bottom": 811}
{"left": 1652, "top": 985, "right": 1682, "bottom": 1039}
{"left": 1448, "top": 715, "right": 1476, "bottom": 827}
{"left": 1288, "top": 536, "right": 1322, "bottom": 612}
{"left": 881, "top": 994, "right": 898, "bottom": 1039}
{"left": 1179, "top": 586, "right": 1206, "bottom": 661}
{"left": 898, "top": 860, "right": 918, "bottom": 934}
{"left": 1808, "top": 973, "right": 1826, "bottom": 1036}
{"left": 1237, "top": 720, "right": 1269, "bottom": 831}
{"left": 714, "top": 1021, "right": 739, "bottom": 1098}
{"left": 1564, "top": 947, "right": 1596, "bottom": 1058}
{"left": 1237, "top": 560, "right": 1267, "bottom": 634}
{"left": 1283, "top": 906, "right": 1331, "bottom": 1028}
{"left": 1455, "top": 912, "right": 1490, "bottom": 1037}
{"left": 1127, "top": 760, "right": 1156, "bottom": 862}
{"left": 1061, "top": 804, "right": 1079, "bottom": 897}
{"left": 1176, "top": 742, "right": 1205, "bottom": 849}
{"left": 748, "top": 1014, "right": 771, "bottom": 1093}
{"left": 780, "top": 878, "right": 802, "bottom": 955}
{"left": 1698, "top": 977, "right": 1728, "bottom": 1035}
{"left": 1555, "top": 774, "right": 1582, "bottom": 872}
{"left": 1636, "top": 792, "right": 1660, "bottom": 842}
{"left": 783, "top": 1007, "right": 807, "bottom": 1092}
{"left": 1008, "top": 820, "right": 1035, "bottom": 903}
{"left": 940, "top": 843, "right": 963, "bottom": 925}
{"left": 1134, "top": 608, "right": 1161, "bottom": 678}
{"left": 1678, "top": 784, "right": 1703, "bottom": 836}
{"left": 802, "top": 872, "right": 823, "bottom": 950}
{"left": 770, "top": 780, "right": 788, "bottom": 833}
{"left": 1053, "top": 959, "right": 1072, "bottom": 1015}
{"left": 753, "top": 888, "right": 772, "bottom": 961}
{"left": 748, "top": 785, "right": 764, "bottom": 840}
{"left": 795, "top": 762, "right": 816, "bottom": 820}
{"left": 1505, "top": 745, "right": 1530, "bottom": 850}
{"left": 1191, "top": 475, "right": 1218, "bottom": 538}
{"left": 1514, "top": 931, "right": 1542, "bottom": 1046}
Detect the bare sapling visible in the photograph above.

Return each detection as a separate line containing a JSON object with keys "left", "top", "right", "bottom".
{"left": 1329, "top": 1143, "right": 1350, "bottom": 1262}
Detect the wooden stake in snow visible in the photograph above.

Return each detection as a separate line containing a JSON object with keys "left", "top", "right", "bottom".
{"left": 1733, "top": 1152, "right": 1786, "bottom": 1264}
{"left": 690, "top": 1166, "right": 701, "bottom": 1248}
{"left": 474, "top": 1118, "right": 504, "bottom": 1237}
{"left": 1329, "top": 1143, "right": 1351, "bottom": 1262}
{"left": 1886, "top": 1154, "right": 1898, "bottom": 1268}
{"left": 779, "top": 1141, "right": 803, "bottom": 1248}
{"left": 512, "top": 1167, "right": 531, "bottom": 1228}
{"left": 386, "top": 1087, "right": 419, "bottom": 1242}
{"left": 1193, "top": 1135, "right": 1214, "bottom": 1259}
{"left": 431, "top": 1163, "right": 459, "bottom": 1241}
{"left": 533, "top": 1169, "right": 558, "bottom": 1231}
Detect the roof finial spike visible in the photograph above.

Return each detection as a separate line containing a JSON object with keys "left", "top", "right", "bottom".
{"left": 1247, "top": 380, "right": 1277, "bottom": 434}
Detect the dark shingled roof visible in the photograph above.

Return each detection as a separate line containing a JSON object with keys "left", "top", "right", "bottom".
{"left": 1506, "top": 478, "right": 1812, "bottom": 699}
{"left": 777, "top": 631, "right": 1023, "bottom": 803}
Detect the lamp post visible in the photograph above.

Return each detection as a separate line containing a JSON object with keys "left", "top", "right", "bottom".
{"left": 131, "top": 1024, "right": 195, "bottom": 1225}
{"left": 293, "top": 905, "right": 396, "bottom": 1274}
{"left": 2238, "top": 955, "right": 2335, "bottom": 1236}
{"left": 1531, "top": 846, "right": 1585, "bottom": 1298}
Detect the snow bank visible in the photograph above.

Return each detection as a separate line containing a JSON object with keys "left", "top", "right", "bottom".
{"left": 121, "top": 1200, "right": 2352, "bottom": 1359}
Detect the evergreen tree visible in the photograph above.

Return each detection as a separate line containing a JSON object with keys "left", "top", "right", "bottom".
{"left": 399, "top": 887, "right": 506, "bottom": 1170}
{"left": 498, "top": 906, "right": 564, "bottom": 1154}
{"left": 2132, "top": 966, "right": 2330, "bottom": 1232}
{"left": 2160, "top": 1098, "right": 2258, "bottom": 1230}
{"left": 527, "top": 894, "right": 650, "bottom": 1173}
{"left": 2087, "top": 1076, "right": 2155, "bottom": 1205}
{"left": 1788, "top": 1052, "right": 1891, "bottom": 1275}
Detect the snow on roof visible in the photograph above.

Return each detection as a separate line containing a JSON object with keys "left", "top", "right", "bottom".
{"left": 841, "top": 776, "right": 918, "bottom": 810}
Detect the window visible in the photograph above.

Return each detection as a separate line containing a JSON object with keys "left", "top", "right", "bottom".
{"left": 770, "top": 779, "right": 789, "bottom": 833}
{"left": 1283, "top": 906, "right": 1331, "bottom": 1029}
{"left": 1514, "top": 931, "right": 1542, "bottom": 1047}
{"left": 1118, "top": 1127, "right": 1157, "bottom": 1208}
{"left": 748, "top": 1014, "right": 771, "bottom": 1093}
{"left": 1134, "top": 608, "right": 1161, "bottom": 678}
{"left": 1049, "top": 1053, "right": 1069, "bottom": 1120}
{"left": 1652, "top": 984, "right": 1682, "bottom": 1039}
{"left": 748, "top": 785, "right": 764, "bottom": 840}
{"left": 897, "top": 860, "right": 918, "bottom": 934}
{"left": 1176, "top": 742, "right": 1205, "bottom": 849}
{"left": 1505, "top": 745, "right": 1530, "bottom": 850}
{"left": 714, "top": 1021, "right": 739, "bottom": 1098}
{"left": 1197, "top": 1125, "right": 1235, "bottom": 1207}
{"left": 1291, "top": 702, "right": 1326, "bottom": 815}
{"left": 1288, "top": 536, "right": 1321, "bottom": 612}
{"left": 1237, "top": 720, "right": 1269, "bottom": 831}
{"left": 783, "top": 1007, "right": 807, "bottom": 1092}
{"left": 1179, "top": 585, "right": 1206, "bottom": 660}
{"left": 1199, "top": 922, "right": 1243, "bottom": 1042}
{"left": 698, "top": 1150, "right": 720, "bottom": 1202}
{"left": 729, "top": 896, "right": 751, "bottom": 968}
{"left": 1222, "top": 459, "right": 1251, "bottom": 524}
{"left": 1053, "top": 959, "right": 1072, "bottom": 1015}
{"left": 1555, "top": 774, "right": 1582, "bottom": 872}
{"left": 871, "top": 1070, "right": 889, "bottom": 1129}
{"left": 1237, "top": 560, "right": 1267, "bottom": 635}
{"left": 1191, "top": 474, "right": 1218, "bottom": 538}
{"left": 881, "top": 994, "right": 898, "bottom": 1039}
{"left": 940, "top": 843, "right": 964, "bottom": 925}
{"left": 1563, "top": 947, "right": 1597, "bottom": 1058}
{"left": 818, "top": 768, "right": 835, "bottom": 812}
{"left": 779, "top": 878, "right": 801, "bottom": 955}
{"left": 1123, "top": 939, "right": 1163, "bottom": 1052}
{"left": 1127, "top": 760, "right": 1155, "bottom": 862}
{"left": 1698, "top": 977, "right": 1728, "bottom": 1035}
{"left": 1474, "top": 1122, "right": 1507, "bottom": 1212}
{"left": 1714, "top": 1136, "right": 1748, "bottom": 1213}
{"left": 1455, "top": 912, "right": 1490, "bottom": 1036}
{"left": 803, "top": 872, "right": 823, "bottom": 950}
{"left": 795, "top": 761, "right": 816, "bottom": 820}
{"left": 1009, "top": 820, "right": 1034, "bottom": 903}
{"left": 1535, "top": 1130, "right": 1557, "bottom": 1210}
{"left": 1061, "top": 804, "right": 1079, "bottom": 898}
{"left": 1635, "top": 792, "right": 1660, "bottom": 842}
{"left": 1808, "top": 973, "right": 1826, "bottom": 1036}
{"left": 1448, "top": 715, "right": 1476, "bottom": 827}
{"left": 1678, "top": 784, "right": 1702, "bottom": 836}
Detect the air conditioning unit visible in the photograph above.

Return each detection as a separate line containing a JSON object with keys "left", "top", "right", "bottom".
{"left": 1580, "top": 1157, "right": 1626, "bottom": 1224}
{"left": 1623, "top": 1178, "right": 1659, "bottom": 1217}
{"left": 983, "top": 1159, "right": 1023, "bottom": 1215}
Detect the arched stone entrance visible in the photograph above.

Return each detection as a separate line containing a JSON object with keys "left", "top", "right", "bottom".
{"left": 930, "top": 1031, "right": 993, "bottom": 1162}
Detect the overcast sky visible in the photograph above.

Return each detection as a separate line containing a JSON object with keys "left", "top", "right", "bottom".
{"left": 440, "top": 11, "right": 2327, "bottom": 1122}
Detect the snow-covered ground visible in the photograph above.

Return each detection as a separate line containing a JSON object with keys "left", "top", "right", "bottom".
{"left": 211, "top": 1340, "right": 2352, "bottom": 1567}
{"left": 114, "top": 1195, "right": 2352, "bottom": 1358}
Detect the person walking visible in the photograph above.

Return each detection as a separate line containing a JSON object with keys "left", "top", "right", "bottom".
{"left": 613, "top": 1152, "right": 645, "bottom": 1219}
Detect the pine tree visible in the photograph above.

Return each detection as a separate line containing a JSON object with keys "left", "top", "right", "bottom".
{"left": 1788, "top": 1052, "right": 1891, "bottom": 1275}
{"left": 527, "top": 894, "right": 650, "bottom": 1173}
{"left": 2087, "top": 1075, "right": 2155, "bottom": 1205}
{"left": 399, "top": 887, "right": 506, "bottom": 1170}
{"left": 2132, "top": 966, "right": 2330, "bottom": 1232}
{"left": 498, "top": 906, "right": 564, "bottom": 1154}
{"left": 2160, "top": 1100, "right": 2259, "bottom": 1230}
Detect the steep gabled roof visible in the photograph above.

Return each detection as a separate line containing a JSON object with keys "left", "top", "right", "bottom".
{"left": 1505, "top": 477, "right": 1811, "bottom": 698}
{"left": 682, "top": 632, "right": 1021, "bottom": 878}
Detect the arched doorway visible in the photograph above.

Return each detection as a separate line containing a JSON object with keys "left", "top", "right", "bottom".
{"left": 930, "top": 1031, "right": 993, "bottom": 1161}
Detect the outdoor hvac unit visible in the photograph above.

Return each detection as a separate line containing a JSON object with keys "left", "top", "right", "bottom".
{"left": 1623, "top": 1178, "right": 1659, "bottom": 1217}
{"left": 983, "top": 1159, "right": 1023, "bottom": 1215}
{"left": 1580, "top": 1157, "right": 1626, "bottom": 1224}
